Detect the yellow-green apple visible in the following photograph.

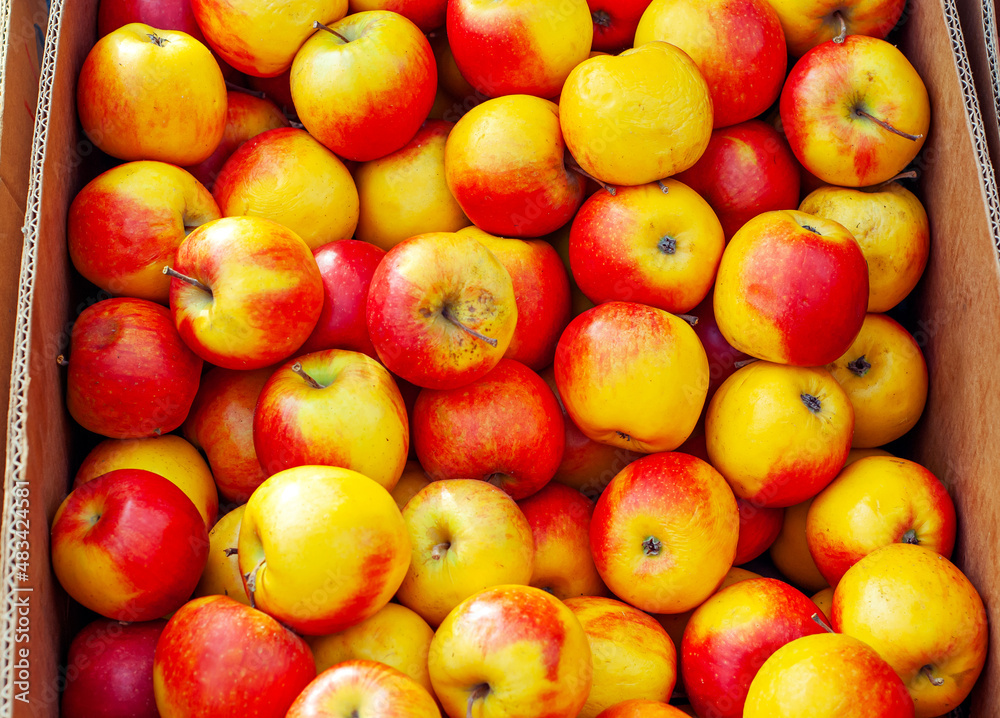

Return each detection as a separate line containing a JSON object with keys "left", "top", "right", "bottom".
{"left": 687, "top": 290, "right": 750, "bottom": 404}
{"left": 355, "top": 120, "right": 469, "bottom": 250}
{"left": 560, "top": 43, "right": 712, "bottom": 186}
{"left": 194, "top": 505, "right": 249, "bottom": 605}
{"left": 183, "top": 366, "right": 271, "bottom": 503}
{"left": 588, "top": 0, "right": 654, "bottom": 51}
{"left": 238, "top": 465, "right": 410, "bottom": 634}
{"left": 298, "top": 240, "right": 385, "bottom": 357}
{"left": 833, "top": 544, "right": 987, "bottom": 717}
{"left": 77, "top": 23, "right": 226, "bottom": 165}
{"left": 350, "top": 0, "right": 446, "bottom": 31}
{"left": 800, "top": 182, "right": 929, "bottom": 311}
{"left": 366, "top": 232, "right": 517, "bottom": 390}
{"left": 635, "top": 0, "right": 786, "bottom": 128}
{"left": 74, "top": 434, "right": 217, "bottom": 531}
{"left": 569, "top": 179, "right": 725, "bottom": 313}
{"left": 396, "top": 480, "right": 534, "bottom": 626}
{"left": 153, "top": 596, "right": 316, "bottom": 717}
{"left": 413, "top": 359, "right": 563, "bottom": 499}
{"left": 212, "top": 127, "right": 359, "bottom": 250}
{"left": 191, "top": 0, "right": 348, "bottom": 76}
{"left": 681, "top": 578, "right": 826, "bottom": 718}
{"left": 706, "top": 362, "right": 854, "bottom": 507}
{"left": 595, "top": 702, "right": 691, "bottom": 718}
{"left": 766, "top": 0, "right": 907, "bottom": 56}
{"left": 675, "top": 121, "right": 801, "bottom": 240}
{"left": 428, "top": 585, "right": 592, "bottom": 718}
{"left": 186, "top": 91, "right": 290, "bottom": 190}
{"left": 779, "top": 36, "right": 930, "bottom": 187}
{"left": 566, "top": 596, "right": 676, "bottom": 717}
{"left": 61, "top": 618, "right": 167, "bottom": 718}
{"left": 166, "top": 216, "right": 324, "bottom": 370}
{"left": 744, "top": 633, "right": 915, "bottom": 718}
{"left": 66, "top": 298, "right": 203, "bottom": 439}
{"left": 68, "top": 161, "right": 221, "bottom": 304}
{"left": 51, "top": 469, "right": 209, "bottom": 621}
{"left": 811, "top": 587, "right": 834, "bottom": 623}
{"left": 807, "top": 456, "right": 956, "bottom": 587}
{"left": 769, "top": 499, "right": 828, "bottom": 593}
{"left": 457, "top": 226, "right": 572, "bottom": 370}
{"left": 517, "top": 483, "right": 608, "bottom": 599}
{"left": 306, "top": 603, "right": 435, "bottom": 692}
{"left": 253, "top": 349, "right": 408, "bottom": 488}
{"left": 444, "top": 96, "right": 585, "bottom": 237}
{"left": 290, "top": 11, "right": 437, "bottom": 161}
{"left": 287, "top": 660, "right": 440, "bottom": 718}
{"left": 446, "top": 0, "right": 592, "bottom": 98}
{"left": 826, "top": 313, "right": 928, "bottom": 447}
{"left": 391, "top": 461, "right": 432, "bottom": 510}
{"left": 735, "top": 499, "right": 785, "bottom": 565}
{"left": 713, "top": 210, "right": 868, "bottom": 365}
{"left": 553, "top": 301, "right": 709, "bottom": 453}
{"left": 591, "top": 452, "right": 739, "bottom": 613}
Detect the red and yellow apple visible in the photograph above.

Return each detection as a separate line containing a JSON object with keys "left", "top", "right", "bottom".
{"left": 767, "top": 0, "right": 907, "bottom": 56}
{"left": 287, "top": 660, "right": 440, "bottom": 718}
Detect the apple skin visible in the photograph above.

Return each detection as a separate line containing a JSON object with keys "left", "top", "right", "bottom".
{"left": 288, "top": 660, "right": 439, "bottom": 718}
{"left": 68, "top": 161, "right": 221, "bottom": 304}
{"left": 687, "top": 290, "right": 750, "bottom": 403}
{"left": 735, "top": 499, "right": 785, "bottom": 565}
{"left": 77, "top": 23, "right": 226, "bottom": 165}
{"left": 67, "top": 298, "right": 203, "bottom": 439}
{"left": 253, "top": 349, "right": 409, "bottom": 490}
{"left": 194, "top": 505, "right": 250, "bottom": 605}
{"left": 298, "top": 240, "right": 385, "bottom": 357}
{"left": 349, "top": 0, "right": 446, "bottom": 31}
{"left": 588, "top": 0, "right": 653, "bottom": 51}
{"left": 391, "top": 460, "right": 432, "bottom": 510}
{"left": 769, "top": 499, "right": 829, "bottom": 594}
{"left": 445, "top": 96, "right": 585, "bottom": 238}
{"left": 153, "top": 596, "right": 316, "bottom": 718}
{"left": 51, "top": 469, "right": 209, "bottom": 622}
{"left": 290, "top": 11, "right": 437, "bottom": 162}
{"left": 414, "top": 358, "right": 564, "bottom": 499}
{"left": 675, "top": 120, "right": 801, "bottom": 241}
{"left": 428, "top": 585, "right": 593, "bottom": 718}
{"left": 249, "top": 69, "right": 295, "bottom": 113}
{"left": 168, "top": 216, "right": 324, "bottom": 370}
{"left": 595, "top": 702, "right": 691, "bottom": 718}
{"left": 682, "top": 578, "right": 826, "bottom": 718}
{"left": 366, "top": 232, "right": 517, "bottom": 390}
{"left": 767, "top": 0, "right": 907, "bottom": 57}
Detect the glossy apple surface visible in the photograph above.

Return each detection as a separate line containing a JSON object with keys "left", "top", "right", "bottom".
{"left": 589, "top": 0, "right": 653, "bottom": 51}
{"left": 287, "top": 660, "right": 440, "bottom": 718}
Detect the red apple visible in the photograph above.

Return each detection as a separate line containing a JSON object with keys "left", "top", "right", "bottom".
{"left": 287, "top": 660, "right": 440, "bottom": 717}
{"left": 767, "top": 0, "right": 907, "bottom": 57}
{"left": 66, "top": 298, "right": 203, "bottom": 439}
{"left": 736, "top": 499, "right": 785, "bottom": 565}
{"left": 348, "top": 0, "right": 446, "bottom": 32}
{"left": 249, "top": 69, "right": 295, "bottom": 114}
{"left": 687, "top": 290, "right": 750, "bottom": 401}
{"left": 588, "top": 0, "right": 654, "bottom": 51}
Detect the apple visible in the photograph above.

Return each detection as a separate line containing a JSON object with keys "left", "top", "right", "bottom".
{"left": 444, "top": 96, "right": 585, "bottom": 238}
{"left": 596, "top": 702, "right": 692, "bottom": 718}
{"left": 430, "top": 31, "right": 479, "bottom": 103}
{"left": 153, "top": 596, "right": 316, "bottom": 717}
{"left": 390, "top": 460, "right": 432, "bottom": 510}
{"left": 68, "top": 161, "right": 220, "bottom": 304}
{"left": 194, "top": 505, "right": 250, "bottom": 605}
{"left": 807, "top": 456, "right": 956, "bottom": 587}
{"left": 446, "top": 0, "right": 592, "bottom": 98}
{"left": 66, "top": 298, "right": 203, "bottom": 439}
{"left": 560, "top": 43, "right": 712, "bottom": 186}
{"left": 591, "top": 452, "right": 739, "bottom": 613}
{"left": 588, "top": 0, "right": 653, "bottom": 51}
{"left": 682, "top": 578, "right": 826, "bottom": 718}
{"left": 428, "top": 585, "right": 593, "bottom": 718}
{"left": 686, "top": 290, "right": 750, "bottom": 403}
{"left": 183, "top": 366, "right": 272, "bottom": 503}
{"left": 766, "top": 0, "right": 907, "bottom": 56}
{"left": 238, "top": 465, "right": 410, "bottom": 635}
{"left": 396, "top": 479, "right": 534, "bottom": 626}
{"left": 674, "top": 120, "right": 802, "bottom": 240}
{"left": 51, "top": 469, "right": 209, "bottom": 622}
{"left": 77, "top": 23, "right": 226, "bottom": 165}
{"left": 713, "top": 210, "right": 869, "bottom": 366}
{"left": 568, "top": 179, "right": 725, "bottom": 313}
{"left": 833, "top": 544, "right": 987, "bottom": 717}
{"left": 735, "top": 499, "right": 785, "bottom": 565}
{"left": 290, "top": 11, "right": 437, "bottom": 162}
{"left": 845, "top": 447, "right": 893, "bottom": 465}
{"left": 780, "top": 36, "right": 930, "bottom": 187}
{"left": 166, "top": 216, "right": 324, "bottom": 370}
{"left": 517, "top": 482, "right": 608, "bottom": 599}
{"left": 811, "top": 587, "right": 834, "bottom": 624}
{"left": 253, "top": 349, "right": 409, "bottom": 489}
{"left": 287, "top": 660, "right": 440, "bottom": 718}
{"left": 635, "top": 0, "right": 786, "bottom": 128}
{"left": 366, "top": 232, "right": 517, "bottom": 390}
{"left": 413, "top": 359, "right": 563, "bottom": 499}
{"left": 566, "top": 596, "right": 677, "bottom": 718}
{"left": 349, "top": 0, "right": 446, "bottom": 31}
{"left": 62, "top": 618, "right": 167, "bottom": 718}
{"left": 248, "top": 69, "right": 296, "bottom": 113}
{"left": 769, "top": 498, "right": 829, "bottom": 593}
{"left": 554, "top": 301, "right": 709, "bottom": 453}
{"left": 74, "top": 434, "right": 218, "bottom": 531}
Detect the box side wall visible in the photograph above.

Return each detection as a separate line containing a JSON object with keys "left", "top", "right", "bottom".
{"left": 957, "top": 0, "right": 1000, "bottom": 173}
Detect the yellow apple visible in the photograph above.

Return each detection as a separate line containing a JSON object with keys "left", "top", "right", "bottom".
{"left": 811, "top": 587, "right": 834, "bottom": 624}
{"left": 390, "top": 461, "right": 432, "bottom": 511}
{"left": 769, "top": 499, "right": 828, "bottom": 593}
{"left": 194, "top": 505, "right": 249, "bottom": 605}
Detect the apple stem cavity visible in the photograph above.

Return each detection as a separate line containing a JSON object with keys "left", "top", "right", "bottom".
{"left": 734, "top": 358, "right": 759, "bottom": 369}
{"left": 657, "top": 180, "right": 670, "bottom": 194}
{"left": 565, "top": 156, "right": 616, "bottom": 195}
{"left": 811, "top": 613, "right": 835, "bottom": 633}
{"left": 313, "top": 21, "right": 350, "bottom": 44}
{"left": 922, "top": 665, "right": 945, "bottom": 686}
{"left": 801, "top": 393, "right": 822, "bottom": 413}
{"left": 162, "top": 266, "right": 212, "bottom": 296}
{"left": 847, "top": 355, "right": 871, "bottom": 376}
{"left": 146, "top": 33, "right": 167, "bottom": 47}
{"left": 430, "top": 542, "right": 451, "bottom": 560}
{"left": 833, "top": 11, "right": 848, "bottom": 43}
{"left": 854, "top": 108, "right": 923, "bottom": 142}
{"left": 642, "top": 536, "right": 662, "bottom": 556}
{"left": 902, "top": 529, "right": 920, "bottom": 544}
{"left": 467, "top": 684, "right": 490, "bottom": 718}
{"left": 291, "top": 362, "right": 325, "bottom": 389}
{"left": 225, "top": 81, "right": 266, "bottom": 99}
{"left": 442, "top": 307, "right": 498, "bottom": 347}
{"left": 658, "top": 236, "right": 677, "bottom": 255}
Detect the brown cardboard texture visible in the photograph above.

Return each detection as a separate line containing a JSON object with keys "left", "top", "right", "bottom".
{"left": 957, "top": 0, "right": 1000, "bottom": 171}
{"left": 2, "top": 0, "right": 1000, "bottom": 716}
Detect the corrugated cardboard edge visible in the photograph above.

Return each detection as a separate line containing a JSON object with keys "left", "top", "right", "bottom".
{"left": 0, "top": 0, "right": 13, "bottom": 145}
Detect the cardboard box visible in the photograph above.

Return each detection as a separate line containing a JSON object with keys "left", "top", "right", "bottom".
{"left": 955, "top": 0, "right": 1000, "bottom": 170}
{"left": 1, "top": 0, "right": 999, "bottom": 715}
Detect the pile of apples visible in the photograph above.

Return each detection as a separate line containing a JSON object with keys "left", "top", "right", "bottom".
{"left": 51, "top": 0, "right": 989, "bottom": 716}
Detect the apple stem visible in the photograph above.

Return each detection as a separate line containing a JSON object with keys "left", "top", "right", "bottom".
{"left": 291, "top": 362, "right": 325, "bottom": 389}
{"left": 566, "top": 156, "right": 616, "bottom": 196}
{"left": 676, "top": 314, "right": 699, "bottom": 327}
{"left": 921, "top": 665, "right": 945, "bottom": 686}
{"left": 146, "top": 33, "right": 167, "bottom": 47}
{"left": 56, "top": 355, "right": 68, "bottom": 367}
{"left": 657, "top": 180, "right": 670, "bottom": 194}
{"left": 467, "top": 683, "right": 490, "bottom": 718}
{"left": 847, "top": 355, "right": 871, "bottom": 377}
{"left": 442, "top": 307, "right": 498, "bottom": 347}
{"left": 811, "top": 613, "right": 835, "bottom": 633}
{"left": 430, "top": 542, "right": 451, "bottom": 560}
{"left": 885, "top": 170, "right": 919, "bottom": 183}
{"left": 734, "top": 358, "right": 759, "bottom": 369}
{"left": 854, "top": 109, "right": 923, "bottom": 142}
{"left": 833, "top": 11, "right": 848, "bottom": 43}
{"left": 225, "top": 81, "right": 266, "bottom": 99}
{"left": 244, "top": 559, "right": 265, "bottom": 609}
{"left": 224, "top": 547, "right": 238, "bottom": 557}
{"left": 313, "top": 20, "right": 349, "bottom": 43}
{"left": 163, "top": 266, "right": 212, "bottom": 296}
